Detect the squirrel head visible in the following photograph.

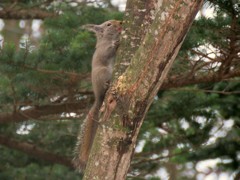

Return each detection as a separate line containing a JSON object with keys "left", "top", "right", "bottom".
{"left": 82, "top": 20, "right": 122, "bottom": 41}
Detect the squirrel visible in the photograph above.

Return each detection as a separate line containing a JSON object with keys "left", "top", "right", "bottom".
{"left": 73, "top": 20, "right": 122, "bottom": 171}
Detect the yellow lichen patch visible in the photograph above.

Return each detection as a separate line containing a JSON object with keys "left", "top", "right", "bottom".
{"left": 115, "top": 74, "right": 128, "bottom": 94}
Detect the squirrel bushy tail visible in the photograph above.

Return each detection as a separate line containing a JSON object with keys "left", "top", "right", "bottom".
{"left": 73, "top": 97, "right": 103, "bottom": 171}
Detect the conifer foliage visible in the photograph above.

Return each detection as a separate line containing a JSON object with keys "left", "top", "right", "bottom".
{"left": 0, "top": 0, "right": 239, "bottom": 179}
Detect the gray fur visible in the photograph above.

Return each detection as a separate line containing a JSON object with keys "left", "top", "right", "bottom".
{"left": 73, "top": 20, "right": 122, "bottom": 172}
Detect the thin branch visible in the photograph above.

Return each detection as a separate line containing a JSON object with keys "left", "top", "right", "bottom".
{"left": 170, "top": 88, "right": 240, "bottom": 95}
{"left": 132, "top": 151, "right": 188, "bottom": 167}
{"left": 162, "top": 70, "right": 240, "bottom": 90}
{"left": 191, "top": 49, "right": 218, "bottom": 62}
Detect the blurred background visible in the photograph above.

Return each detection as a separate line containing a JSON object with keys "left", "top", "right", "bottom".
{"left": 0, "top": 0, "right": 239, "bottom": 179}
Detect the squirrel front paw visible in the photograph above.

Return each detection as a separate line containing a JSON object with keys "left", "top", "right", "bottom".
{"left": 112, "top": 40, "right": 120, "bottom": 48}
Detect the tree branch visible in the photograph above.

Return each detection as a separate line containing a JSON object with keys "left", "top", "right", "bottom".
{"left": 1, "top": 69, "right": 239, "bottom": 124}
{"left": 0, "top": 135, "right": 73, "bottom": 168}
{"left": 162, "top": 70, "right": 240, "bottom": 90}
{"left": 0, "top": 8, "right": 56, "bottom": 19}
{"left": 0, "top": 99, "right": 93, "bottom": 124}
{"left": 23, "top": 64, "right": 89, "bottom": 79}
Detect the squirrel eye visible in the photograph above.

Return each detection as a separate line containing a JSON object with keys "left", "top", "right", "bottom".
{"left": 107, "top": 23, "right": 112, "bottom": 26}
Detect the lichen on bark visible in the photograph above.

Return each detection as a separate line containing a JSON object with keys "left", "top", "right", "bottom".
{"left": 82, "top": 1, "right": 204, "bottom": 179}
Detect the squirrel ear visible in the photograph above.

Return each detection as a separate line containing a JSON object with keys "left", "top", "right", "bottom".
{"left": 81, "top": 24, "right": 103, "bottom": 34}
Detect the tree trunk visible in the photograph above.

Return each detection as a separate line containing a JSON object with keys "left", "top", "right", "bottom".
{"left": 82, "top": 0, "right": 203, "bottom": 179}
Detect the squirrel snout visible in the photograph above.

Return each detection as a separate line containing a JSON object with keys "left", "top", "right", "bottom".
{"left": 117, "top": 27, "right": 122, "bottom": 32}
{"left": 117, "top": 21, "right": 122, "bottom": 32}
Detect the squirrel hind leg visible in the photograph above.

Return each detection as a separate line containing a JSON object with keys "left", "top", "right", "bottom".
{"left": 72, "top": 157, "right": 87, "bottom": 173}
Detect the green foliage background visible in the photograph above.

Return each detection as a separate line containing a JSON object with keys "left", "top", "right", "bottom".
{"left": 0, "top": 1, "right": 239, "bottom": 179}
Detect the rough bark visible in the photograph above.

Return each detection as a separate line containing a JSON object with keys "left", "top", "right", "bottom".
{"left": 82, "top": 0, "right": 204, "bottom": 179}
{"left": 115, "top": 0, "right": 156, "bottom": 75}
